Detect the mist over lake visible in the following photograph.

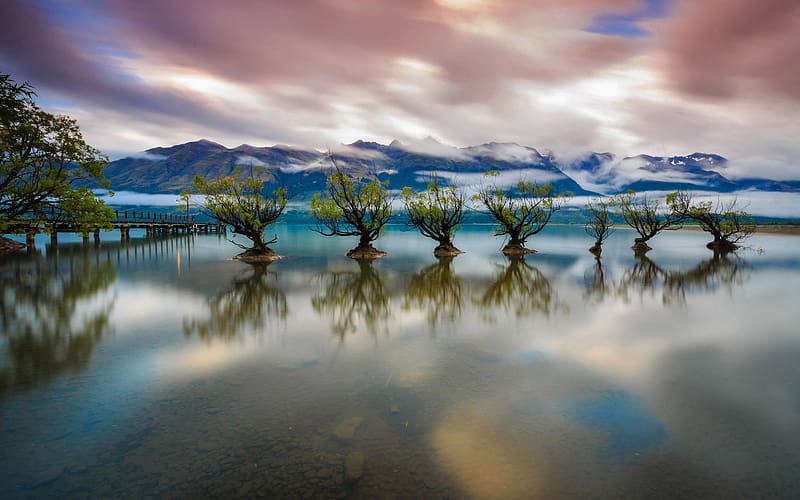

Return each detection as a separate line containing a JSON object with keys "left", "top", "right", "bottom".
{"left": 2, "top": 225, "right": 799, "bottom": 498}
{"left": 99, "top": 190, "right": 800, "bottom": 220}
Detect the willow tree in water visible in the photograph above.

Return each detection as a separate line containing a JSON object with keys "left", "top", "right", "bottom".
{"left": 667, "top": 190, "right": 755, "bottom": 252}
{"left": 194, "top": 169, "right": 287, "bottom": 262}
{"left": 310, "top": 158, "right": 392, "bottom": 259}
{"left": 584, "top": 197, "right": 615, "bottom": 255}
{"left": 402, "top": 178, "right": 465, "bottom": 256}
{"left": 474, "top": 171, "right": 567, "bottom": 255}
{"left": 614, "top": 191, "right": 683, "bottom": 254}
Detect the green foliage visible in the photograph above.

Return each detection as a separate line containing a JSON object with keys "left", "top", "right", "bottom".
{"left": 401, "top": 177, "right": 465, "bottom": 248}
{"left": 310, "top": 158, "right": 392, "bottom": 249}
{"left": 194, "top": 168, "right": 287, "bottom": 251}
{"left": 613, "top": 191, "right": 683, "bottom": 247}
{"left": 584, "top": 197, "right": 615, "bottom": 250}
{"left": 474, "top": 171, "right": 568, "bottom": 250}
{"left": 667, "top": 190, "right": 755, "bottom": 250}
{"left": 1, "top": 74, "right": 111, "bottom": 234}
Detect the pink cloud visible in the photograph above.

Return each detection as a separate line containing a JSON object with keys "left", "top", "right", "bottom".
{"left": 657, "top": 0, "right": 800, "bottom": 101}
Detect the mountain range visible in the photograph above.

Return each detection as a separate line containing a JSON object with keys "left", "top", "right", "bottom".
{"left": 103, "top": 139, "right": 800, "bottom": 197}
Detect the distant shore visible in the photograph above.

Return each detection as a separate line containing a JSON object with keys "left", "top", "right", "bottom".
{"left": 678, "top": 224, "right": 800, "bottom": 235}
{"left": 753, "top": 224, "right": 800, "bottom": 235}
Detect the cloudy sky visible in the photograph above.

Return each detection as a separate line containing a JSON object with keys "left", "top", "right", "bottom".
{"left": 1, "top": 0, "right": 798, "bottom": 179}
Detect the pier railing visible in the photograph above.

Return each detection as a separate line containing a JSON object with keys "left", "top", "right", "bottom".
{"left": 4, "top": 210, "right": 226, "bottom": 248}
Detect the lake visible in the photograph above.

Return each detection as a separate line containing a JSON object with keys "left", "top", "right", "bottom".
{"left": 2, "top": 225, "right": 799, "bottom": 498}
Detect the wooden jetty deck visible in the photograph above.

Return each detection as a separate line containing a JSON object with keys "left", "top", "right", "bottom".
{"left": 7, "top": 210, "right": 226, "bottom": 248}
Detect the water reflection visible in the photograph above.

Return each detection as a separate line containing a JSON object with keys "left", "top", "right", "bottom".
{"left": 618, "top": 252, "right": 750, "bottom": 306}
{"left": 183, "top": 264, "right": 287, "bottom": 342}
{"left": 0, "top": 251, "right": 117, "bottom": 397}
{"left": 583, "top": 256, "right": 609, "bottom": 303}
{"left": 312, "top": 260, "right": 391, "bottom": 339}
{"left": 474, "top": 256, "right": 561, "bottom": 322}
{"left": 403, "top": 257, "right": 464, "bottom": 329}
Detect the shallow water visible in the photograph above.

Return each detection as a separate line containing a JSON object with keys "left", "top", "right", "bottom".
{"left": 2, "top": 225, "right": 799, "bottom": 498}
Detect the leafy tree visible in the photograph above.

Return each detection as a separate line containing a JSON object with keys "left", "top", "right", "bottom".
{"left": 194, "top": 168, "right": 287, "bottom": 261}
{"left": 177, "top": 188, "right": 192, "bottom": 221}
{"left": 584, "top": 197, "right": 615, "bottom": 255}
{"left": 402, "top": 177, "right": 465, "bottom": 256}
{"left": 1, "top": 74, "right": 112, "bottom": 237}
{"left": 613, "top": 191, "right": 683, "bottom": 254}
{"left": 474, "top": 171, "right": 567, "bottom": 255}
{"left": 667, "top": 190, "right": 755, "bottom": 252}
{"left": 310, "top": 157, "right": 392, "bottom": 259}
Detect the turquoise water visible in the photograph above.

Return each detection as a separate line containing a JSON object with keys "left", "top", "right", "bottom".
{"left": 2, "top": 225, "right": 799, "bottom": 498}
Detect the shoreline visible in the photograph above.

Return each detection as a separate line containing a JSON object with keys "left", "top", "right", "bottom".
{"left": 677, "top": 224, "right": 800, "bottom": 236}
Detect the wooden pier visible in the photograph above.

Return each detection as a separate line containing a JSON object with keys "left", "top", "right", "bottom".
{"left": 7, "top": 210, "right": 226, "bottom": 248}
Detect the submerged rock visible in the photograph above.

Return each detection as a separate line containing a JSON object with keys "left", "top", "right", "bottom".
{"left": 332, "top": 416, "right": 364, "bottom": 441}
{"left": 344, "top": 451, "right": 365, "bottom": 482}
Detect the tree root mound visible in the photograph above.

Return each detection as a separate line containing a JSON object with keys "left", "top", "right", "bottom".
{"left": 234, "top": 247, "right": 283, "bottom": 263}
{"left": 588, "top": 244, "right": 602, "bottom": 256}
{"left": 346, "top": 245, "right": 387, "bottom": 260}
{"left": 0, "top": 237, "right": 26, "bottom": 254}
{"left": 501, "top": 244, "right": 537, "bottom": 256}
{"left": 706, "top": 240, "right": 737, "bottom": 252}
{"left": 632, "top": 241, "right": 652, "bottom": 254}
{"left": 434, "top": 244, "right": 463, "bottom": 257}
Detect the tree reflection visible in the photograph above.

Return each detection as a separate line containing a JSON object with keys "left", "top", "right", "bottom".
{"left": 311, "top": 260, "right": 390, "bottom": 339}
{"left": 618, "top": 252, "right": 749, "bottom": 306}
{"left": 403, "top": 256, "right": 464, "bottom": 328}
{"left": 583, "top": 256, "right": 609, "bottom": 303}
{"left": 474, "top": 256, "right": 560, "bottom": 322}
{"left": 183, "top": 263, "right": 287, "bottom": 341}
{"left": 0, "top": 251, "right": 117, "bottom": 397}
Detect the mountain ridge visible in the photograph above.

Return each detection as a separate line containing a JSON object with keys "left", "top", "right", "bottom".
{"left": 103, "top": 139, "right": 799, "bottom": 197}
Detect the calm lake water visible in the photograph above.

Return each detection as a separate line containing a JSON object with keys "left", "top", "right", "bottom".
{"left": 2, "top": 225, "right": 799, "bottom": 499}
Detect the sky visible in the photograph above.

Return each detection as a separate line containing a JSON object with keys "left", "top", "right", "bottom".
{"left": 1, "top": 0, "right": 799, "bottom": 179}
